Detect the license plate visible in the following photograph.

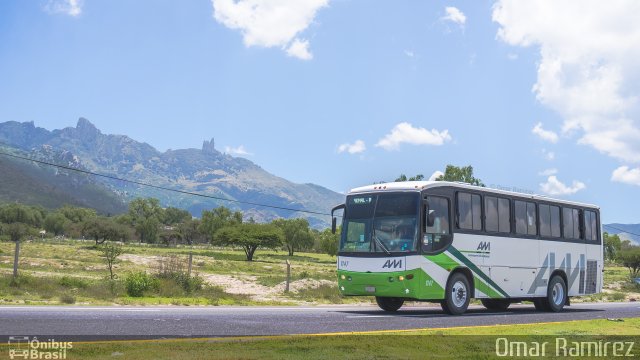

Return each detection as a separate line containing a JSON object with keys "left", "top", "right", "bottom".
{"left": 365, "top": 286, "right": 375, "bottom": 293}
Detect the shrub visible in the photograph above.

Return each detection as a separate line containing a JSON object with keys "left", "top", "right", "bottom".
{"left": 124, "top": 272, "right": 158, "bottom": 297}
{"left": 59, "top": 276, "right": 88, "bottom": 289}
{"left": 298, "top": 270, "right": 310, "bottom": 279}
{"left": 60, "top": 294, "right": 76, "bottom": 304}
{"left": 610, "top": 292, "right": 626, "bottom": 301}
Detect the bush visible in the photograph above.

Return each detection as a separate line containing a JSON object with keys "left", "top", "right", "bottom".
{"left": 59, "top": 294, "right": 76, "bottom": 304}
{"left": 619, "top": 246, "right": 640, "bottom": 278}
{"left": 59, "top": 276, "right": 88, "bottom": 289}
{"left": 124, "top": 272, "right": 158, "bottom": 297}
{"left": 610, "top": 292, "right": 626, "bottom": 301}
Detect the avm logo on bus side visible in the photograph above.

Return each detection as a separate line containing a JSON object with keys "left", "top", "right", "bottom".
{"left": 477, "top": 241, "right": 491, "bottom": 252}
{"left": 382, "top": 259, "right": 403, "bottom": 269}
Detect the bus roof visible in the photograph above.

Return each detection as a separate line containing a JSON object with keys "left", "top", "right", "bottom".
{"left": 348, "top": 181, "right": 599, "bottom": 209}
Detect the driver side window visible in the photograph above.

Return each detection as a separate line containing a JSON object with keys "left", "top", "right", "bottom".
{"left": 423, "top": 196, "right": 451, "bottom": 252}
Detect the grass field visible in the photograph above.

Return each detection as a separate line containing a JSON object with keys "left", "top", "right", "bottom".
{"left": 6, "top": 318, "right": 637, "bottom": 360}
{"left": 1, "top": 239, "right": 638, "bottom": 306}
{"left": 0, "top": 239, "right": 354, "bottom": 306}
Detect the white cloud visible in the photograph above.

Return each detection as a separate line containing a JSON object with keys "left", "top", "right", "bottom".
{"left": 532, "top": 122, "right": 559, "bottom": 143}
{"left": 286, "top": 38, "right": 312, "bottom": 60}
{"left": 538, "top": 168, "right": 558, "bottom": 176}
{"left": 442, "top": 6, "right": 466, "bottom": 26}
{"left": 493, "top": 1, "right": 640, "bottom": 164}
{"left": 540, "top": 175, "right": 586, "bottom": 196}
{"left": 44, "top": 0, "right": 82, "bottom": 17}
{"left": 611, "top": 166, "right": 640, "bottom": 186}
{"left": 428, "top": 170, "right": 444, "bottom": 181}
{"left": 224, "top": 145, "right": 253, "bottom": 156}
{"left": 211, "top": 0, "right": 328, "bottom": 59}
{"left": 376, "top": 122, "right": 452, "bottom": 151}
{"left": 542, "top": 149, "right": 555, "bottom": 161}
{"left": 404, "top": 50, "right": 415, "bottom": 58}
{"left": 337, "top": 140, "right": 366, "bottom": 155}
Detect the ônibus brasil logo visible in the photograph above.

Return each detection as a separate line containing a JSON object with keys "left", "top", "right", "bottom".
{"left": 7, "top": 336, "right": 72, "bottom": 359}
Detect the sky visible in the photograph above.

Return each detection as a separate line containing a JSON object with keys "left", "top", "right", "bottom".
{"left": 0, "top": 0, "right": 639, "bottom": 223}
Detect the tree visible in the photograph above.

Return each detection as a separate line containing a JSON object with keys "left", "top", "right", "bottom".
{"left": 101, "top": 242, "right": 123, "bottom": 280}
{"left": 0, "top": 203, "right": 43, "bottom": 228}
{"left": 319, "top": 227, "right": 340, "bottom": 257}
{"left": 83, "top": 217, "right": 131, "bottom": 245}
{"left": 603, "top": 232, "right": 623, "bottom": 262}
{"left": 159, "top": 228, "right": 182, "bottom": 247}
{"left": 272, "top": 218, "right": 314, "bottom": 256}
{"left": 199, "top": 206, "right": 243, "bottom": 243}
{"left": 162, "top": 207, "right": 192, "bottom": 225}
{"left": 618, "top": 246, "right": 640, "bottom": 279}
{"left": 435, "top": 165, "right": 485, "bottom": 186}
{"left": 128, "top": 198, "right": 163, "bottom": 243}
{"left": 395, "top": 174, "right": 424, "bottom": 182}
{"left": 214, "top": 223, "right": 283, "bottom": 261}
{"left": 44, "top": 212, "right": 69, "bottom": 236}
{"left": 178, "top": 219, "right": 200, "bottom": 246}
{"left": 59, "top": 205, "right": 97, "bottom": 224}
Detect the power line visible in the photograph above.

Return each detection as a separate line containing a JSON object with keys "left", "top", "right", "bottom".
{"left": 603, "top": 224, "right": 640, "bottom": 238}
{"left": 0, "top": 151, "right": 338, "bottom": 217}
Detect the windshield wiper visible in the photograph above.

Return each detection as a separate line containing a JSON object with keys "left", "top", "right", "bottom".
{"left": 372, "top": 228, "right": 391, "bottom": 255}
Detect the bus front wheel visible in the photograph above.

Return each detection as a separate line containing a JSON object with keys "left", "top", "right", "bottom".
{"left": 375, "top": 297, "right": 404, "bottom": 312}
{"left": 441, "top": 272, "right": 471, "bottom": 315}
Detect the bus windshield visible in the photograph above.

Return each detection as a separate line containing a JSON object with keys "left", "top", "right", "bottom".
{"left": 340, "top": 193, "right": 419, "bottom": 254}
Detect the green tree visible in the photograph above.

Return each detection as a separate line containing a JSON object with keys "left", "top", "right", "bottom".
{"left": 44, "top": 212, "right": 69, "bottom": 236}
{"left": 162, "top": 207, "right": 192, "bottom": 225}
{"left": 214, "top": 223, "right": 283, "bottom": 261}
{"left": 435, "top": 165, "right": 485, "bottom": 186}
{"left": 199, "top": 206, "right": 243, "bottom": 243}
{"left": 59, "top": 205, "right": 97, "bottom": 224}
{"left": 101, "top": 242, "right": 123, "bottom": 280}
{"left": 319, "top": 227, "right": 340, "bottom": 257}
{"left": 178, "top": 219, "right": 200, "bottom": 246}
{"left": 83, "top": 217, "right": 131, "bottom": 245}
{"left": 4, "top": 222, "right": 31, "bottom": 279}
{"left": 128, "top": 198, "right": 163, "bottom": 243}
{"left": 272, "top": 218, "right": 314, "bottom": 256}
{"left": 618, "top": 246, "right": 640, "bottom": 278}
{"left": 0, "top": 203, "right": 43, "bottom": 227}
{"left": 603, "top": 232, "right": 623, "bottom": 262}
{"left": 394, "top": 174, "right": 424, "bottom": 182}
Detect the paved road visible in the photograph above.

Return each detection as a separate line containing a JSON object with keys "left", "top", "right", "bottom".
{"left": 0, "top": 302, "right": 638, "bottom": 340}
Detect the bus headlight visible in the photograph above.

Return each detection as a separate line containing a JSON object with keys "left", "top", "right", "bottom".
{"left": 398, "top": 276, "right": 405, "bottom": 281}
{"left": 340, "top": 275, "right": 346, "bottom": 280}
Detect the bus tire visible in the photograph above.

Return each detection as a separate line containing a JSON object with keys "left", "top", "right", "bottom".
{"left": 546, "top": 275, "right": 567, "bottom": 312}
{"left": 533, "top": 298, "right": 550, "bottom": 311}
{"left": 441, "top": 272, "right": 471, "bottom": 315}
{"left": 481, "top": 298, "right": 510, "bottom": 311}
{"left": 375, "top": 297, "right": 404, "bottom": 312}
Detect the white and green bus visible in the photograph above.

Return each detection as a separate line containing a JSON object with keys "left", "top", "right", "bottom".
{"left": 331, "top": 181, "right": 602, "bottom": 315}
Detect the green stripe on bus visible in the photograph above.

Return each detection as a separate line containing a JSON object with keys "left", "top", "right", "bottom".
{"left": 424, "top": 252, "right": 459, "bottom": 271}
{"left": 448, "top": 246, "right": 509, "bottom": 298}
{"left": 473, "top": 276, "right": 502, "bottom": 298}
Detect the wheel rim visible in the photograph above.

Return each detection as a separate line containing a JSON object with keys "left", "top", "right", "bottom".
{"left": 451, "top": 280, "right": 467, "bottom": 308}
{"left": 552, "top": 282, "right": 564, "bottom": 306}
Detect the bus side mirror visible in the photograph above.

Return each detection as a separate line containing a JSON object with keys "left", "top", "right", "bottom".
{"left": 331, "top": 203, "right": 345, "bottom": 235}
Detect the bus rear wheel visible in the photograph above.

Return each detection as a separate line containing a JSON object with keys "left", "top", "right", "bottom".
{"left": 534, "top": 275, "right": 567, "bottom": 312}
{"left": 481, "top": 298, "right": 510, "bottom": 311}
{"left": 441, "top": 272, "right": 471, "bottom": 315}
{"left": 375, "top": 297, "right": 404, "bottom": 312}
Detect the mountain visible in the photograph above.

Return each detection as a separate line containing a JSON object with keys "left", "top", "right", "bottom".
{"left": 604, "top": 223, "right": 640, "bottom": 245}
{"left": 0, "top": 145, "right": 127, "bottom": 214}
{"left": 0, "top": 118, "right": 343, "bottom": 227}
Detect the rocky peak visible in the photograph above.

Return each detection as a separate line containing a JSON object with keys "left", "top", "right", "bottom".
{"left": 76, "top": 117, "right": 101, "bottom": 139}
{"left": 202, "top": 138, "right": 216, "bottom": 154}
